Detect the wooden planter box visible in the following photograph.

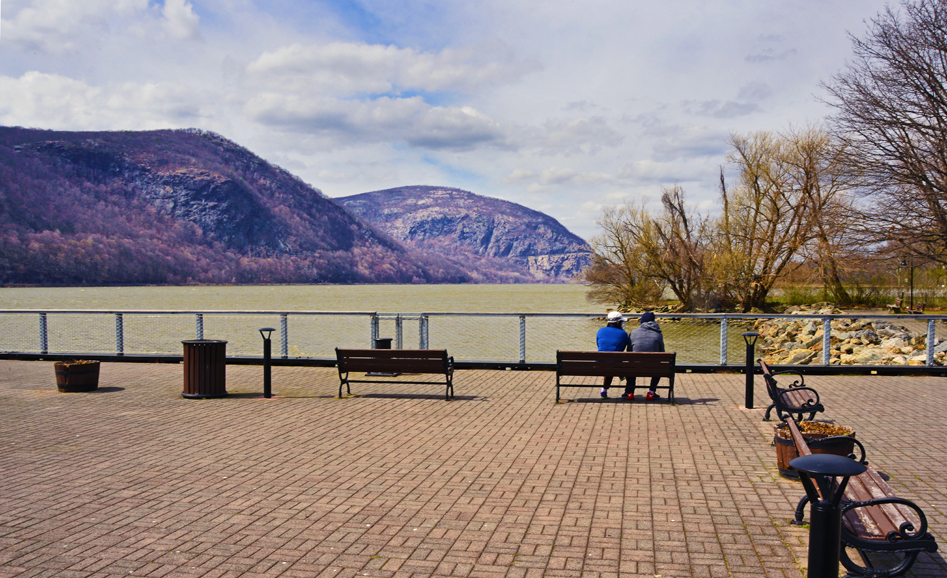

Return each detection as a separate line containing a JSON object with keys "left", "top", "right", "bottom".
{"left": 54, "top": 360, "right": 100, "bottom": 392}
{"left": 774, "top": 421, "right": 855, "bottom": 479}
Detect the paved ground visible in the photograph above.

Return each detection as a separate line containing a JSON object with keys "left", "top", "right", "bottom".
{"left": 0, "top": 361, "right": 945, "bottom": 578}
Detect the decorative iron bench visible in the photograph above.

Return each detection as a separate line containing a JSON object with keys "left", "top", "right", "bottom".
{"left": 760, "top": 359, "right": 825, "bottom": 422}
{"left": 785, "top": 418, "right": 938, "bottom": 577}
{"left": 555, "top": 350, "right": 676, "bottom": 403}
{"left": 335, "top": 348, "right": 455, "bottom": 400}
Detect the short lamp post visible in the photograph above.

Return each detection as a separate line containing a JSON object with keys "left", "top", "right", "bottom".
{"left": 791, "top": 454, "right": 867, "bottom": 578}
{"left": 900, "top": 257, "right": 916, "bottom": 311}
{"left": 259, "top": 327, "right": 275, "bottom": 398}
{"left": 742, "top": 332, "right": 759, "bottom": 409}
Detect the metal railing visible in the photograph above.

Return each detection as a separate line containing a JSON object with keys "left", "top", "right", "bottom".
{"left": 2, "top": 309, "right": 946, "bottom": 372}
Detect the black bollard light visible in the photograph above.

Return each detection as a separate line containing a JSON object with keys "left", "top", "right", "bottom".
{"left": 742, "top": 332, "right": 759, "bottom": 409}
{"left": 259, "top": 327, "right": 275, "bottom": 398}
{"left": 790, "top": 454, "right": 866, "bottom": 578}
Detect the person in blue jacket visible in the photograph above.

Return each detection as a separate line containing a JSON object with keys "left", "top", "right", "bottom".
{"left": 597, "top": 310, "right": 630, "bottom": 398}
{"left": 629, "top": 311, "right": 666, "bottom": 400}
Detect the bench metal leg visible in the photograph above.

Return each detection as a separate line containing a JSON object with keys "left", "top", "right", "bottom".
{"left": 763, "top": 403, "right": 775, "bottom": 421}
{"left": 840, "top": 543, "right": 921, "bottom": 577}
{"left": 792, "top": 495, "right": 809, "bottom": 525}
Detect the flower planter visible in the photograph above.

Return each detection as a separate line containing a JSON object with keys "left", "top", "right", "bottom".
{"left": 774, "top": 421, "right": 856, "bottom": 479}
{"left": 54, "top": 360, "right": 100, "bottom": 392}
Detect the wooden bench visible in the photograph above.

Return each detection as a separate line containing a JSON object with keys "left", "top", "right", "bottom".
{"left": 909, "top": 301, "right": 926, "bottom": 315}
{"left": 886, "top": 298, "right": 903, "bottom": 314}
{"left": 785, "top": 418, "right": 938, "bottom": 577}
{"left": 760, "top": 359, "right": 825, "bottom": 422}
{"left": 555, "top": 350, "right": 675, "bottom": 403}
{"left": 335, "top": 348, "right": 455, "bottom": 400}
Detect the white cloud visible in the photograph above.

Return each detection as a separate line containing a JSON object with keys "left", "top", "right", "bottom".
{"left": 0, "top": 72, "right": 212, "bottom": 130}
{"left": 245, "top": 94, "right": 507, "bottom": 150}
{"left": 502, "top": 168, "right": 535, "bottom": 183}
{"left": 0, "top": 0, "right": 148, "bottom": 53}
{"left": 245, "top": 41, "right": 537, "bottom": 96}
{"left": 535, "top": 116, "right": 623, "bottom": 155}
{"left": 162, "top": 0, "right": 201, "bottom": 41}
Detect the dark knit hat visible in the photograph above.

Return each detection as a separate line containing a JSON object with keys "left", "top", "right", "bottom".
{"left": 639, "top": 311, "right": 656, "bottom": 323}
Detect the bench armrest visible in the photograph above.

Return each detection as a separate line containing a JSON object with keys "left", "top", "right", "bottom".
{"left": 841, "top": 497, "right": 930, "bottom": 542}
{"left": 807, "top": 436, "right": 868, "bottom": 465}
{"left": 770, "top": 369, "right": 806, "bottom": 388}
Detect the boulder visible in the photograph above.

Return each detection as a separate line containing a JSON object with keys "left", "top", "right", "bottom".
{"left": 785, "top": 350, "right": 818, "bottom": 365}
{"left": 853, "top": 348, "right": 891, "bottom": 365}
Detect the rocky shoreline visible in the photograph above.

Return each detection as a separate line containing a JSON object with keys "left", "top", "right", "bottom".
{"left": 754, "top": 304, "right": 947, "bottom": 366}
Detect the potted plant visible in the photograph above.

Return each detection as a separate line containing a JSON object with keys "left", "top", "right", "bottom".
{"left": 773, "top": 421, "right": 857, "bottom": 478}
{"left": 54, "top": 360, "right": 100, "bottom": 392}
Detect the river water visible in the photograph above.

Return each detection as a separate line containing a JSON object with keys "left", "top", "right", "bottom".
{"left": 0, "top": 284, "right": 595, "bottom": 313}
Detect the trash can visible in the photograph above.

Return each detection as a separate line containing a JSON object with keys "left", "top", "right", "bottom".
{"left": 182, "top": 340, "right": 227, "bottom": 398}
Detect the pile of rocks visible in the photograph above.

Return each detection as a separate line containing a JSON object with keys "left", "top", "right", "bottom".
{"left": 754, "top": 304, "right": 947, "bottom": 366}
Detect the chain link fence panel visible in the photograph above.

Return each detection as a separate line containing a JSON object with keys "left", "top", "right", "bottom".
{"left": 2, "top": 310, "right": 945, "bottom": 368}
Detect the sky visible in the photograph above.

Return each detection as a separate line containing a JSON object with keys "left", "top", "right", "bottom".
{"left": 0, "top": 0, "right": 892, "bottom": 241}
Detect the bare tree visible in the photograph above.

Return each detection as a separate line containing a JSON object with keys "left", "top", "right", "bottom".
{"left": 783, "top": 126, "right": 863, "bottom": 303}
{"left": 718, "top": 131, "right": 821, "bottom": 311}
{"left": 645, "top": 186, "right": 718, "bottom": 310}
{"left": 582, "top": 204, "right": 664, "bottom": 309}
{"left": 824, "top": 0, "right": 947, "bottom": 264}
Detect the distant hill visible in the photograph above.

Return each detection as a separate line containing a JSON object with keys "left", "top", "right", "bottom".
{"left": 0, "top": 127, "right": 469, "bottom": 285}
{"left": 337, "top": 186, "right": 592, "bottom": 281}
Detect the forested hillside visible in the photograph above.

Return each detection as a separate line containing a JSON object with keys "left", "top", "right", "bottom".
{"left": 0, "top": 127, "right": 469, "bottom": 285}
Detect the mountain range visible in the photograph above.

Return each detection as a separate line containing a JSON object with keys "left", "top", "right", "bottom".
{"left": 0, "top": 127, "right": 591, "bottom": 286}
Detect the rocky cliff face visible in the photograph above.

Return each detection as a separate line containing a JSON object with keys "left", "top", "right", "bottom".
{"left": 337, "top": 186, "right": 592, "bottom": 280}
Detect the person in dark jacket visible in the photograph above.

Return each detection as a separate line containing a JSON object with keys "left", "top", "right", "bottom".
{"left": 596, "top": 310, "right": 630, "bottom": 398}
{"left": 629, "top": 311, "right": 665, "bottom": 400}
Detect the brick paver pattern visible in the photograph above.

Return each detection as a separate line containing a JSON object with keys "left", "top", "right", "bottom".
{"left": 0, "top": 361, "right": 944, "bottom": 577}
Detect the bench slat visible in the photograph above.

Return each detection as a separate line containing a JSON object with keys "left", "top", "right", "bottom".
{"left": 341, "top": 359, "right": 447, "bottom": 372}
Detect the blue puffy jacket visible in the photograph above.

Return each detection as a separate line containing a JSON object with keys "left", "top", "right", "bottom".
{"left": 597, "top": 325, "right": 630, "bottom": 352}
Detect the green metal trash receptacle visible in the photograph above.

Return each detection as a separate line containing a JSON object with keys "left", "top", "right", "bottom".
{"left": 182, "top": 340, "right": 227, "bottom": 398}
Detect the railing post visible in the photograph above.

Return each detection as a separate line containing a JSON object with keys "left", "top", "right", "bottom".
{"left": 395, "top": 315, "right": 403, "bottom": 349}
{"left": 419, "top": 315, "right": 429, "bottom": 349}
{"left": 822, "top": 317, "right": 832, "bottom": 365}
{"left": 115, "top": 313, "right": 124, "bottom": 355}
{"left": 280, "top": 313, "right": 289, "bottom": 358}
{"left": 196, "top": 313, "right": 204, "bottom": 340}
{"left": 928, "top": 318, "right": 936, "bottom": 367}
{"left": 519, "top": 315, "right": 526, "bottom": 364}
{"left": 371, "top": 314, "right": 379, "bottom": 348}
{"left": 39, "top": 312, "right": 48, "bottom": 354}
{"left": 719, "top": 317, "right": 728, "bottom": 365}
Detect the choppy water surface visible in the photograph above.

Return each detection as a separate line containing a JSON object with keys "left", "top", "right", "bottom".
{"left": 0, "top": 284, "right": 595, "bottom": 313}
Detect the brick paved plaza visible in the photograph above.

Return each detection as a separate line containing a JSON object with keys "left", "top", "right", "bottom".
{"left": 0, "top": 360, "right": 945, "bottom": 577}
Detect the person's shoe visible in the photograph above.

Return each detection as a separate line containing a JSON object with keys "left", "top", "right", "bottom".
{"left": 600, "top": 388, "right": 608, "bottom": 398}
{"left": 646, "top": 391, "right": 660, "bottom": 401}
{"left": 621, "top": 392, "right": 633, "bottom": 400}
